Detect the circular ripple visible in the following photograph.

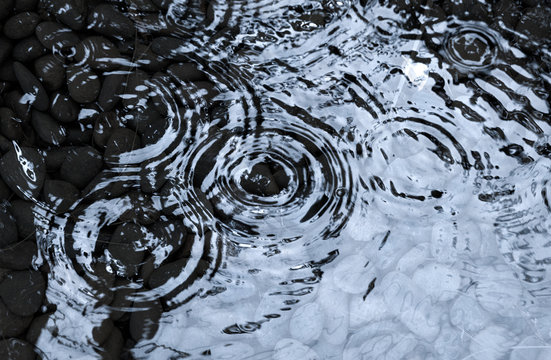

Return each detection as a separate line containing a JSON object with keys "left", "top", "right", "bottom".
{"left": 164, "top": 117, "right": 357, "bottom": 246}
{"left": 442, "top": 24, "right": 499, "bottom": 72}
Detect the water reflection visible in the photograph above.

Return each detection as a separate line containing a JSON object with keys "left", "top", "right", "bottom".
{"left": 0, "top": 0, "right": 550, "bottom": 358}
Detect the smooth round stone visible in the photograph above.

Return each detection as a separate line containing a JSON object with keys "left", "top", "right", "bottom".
{"left": 119, "top": 191, "right": 160, "bottom": 225}
{"left": 0, "top": 202, "right": 18, "bottom": 248}
{"left": 0, "top": 299, "right": 32, "bottom": 337}
{"left": 59, "top": 146, "right": 103, "bottom": 189}
{"left": 97, "top": 73, "right": 124, "bottom": 111}
{"left": 140, "top": 153, "right": 169, "bottom": 193}
{"left": 4, "top": 90, "right": 30, "bottom": 121}
{"left": 167, "top": 62, "right": 206, "bottom": 83}
{"left": 273, "top": 339, "right": 320, "bottom": 360}
{"left": 0, "top": 0, "right": 13, "bottom": 20}
{"left": 469, "top": 326, "right": 516, "bottom": 360}
{"left": 289, "top": 303, "right": 324, "bottom": 345}
{"left": 42, "top": 0, "right": 87, "bottom": 30}
{"left": 13, "top": 61, "right": 49, "bottom": 111}
{"left": 35, "top": 21, "right": 79, "bottom": 55}
{"left": 147, "top": 257, "right": 187, "bottom": 289}
{"left": 102, "top": 326, "right": 123, "bottom": 359}
{"left": 108, "top": 223, "right": 147, "bottom": 276}
{"left": 88, "top": 4, "right": 135, "bottom": 39}
{"left": 0, "top": 107, "right": 23, "bottom": 141}
{"left": 129, "top": 299, "right": 162, "bottom": 342}
{"left": 92, "top": 318, "right": 114, "bottom": 345}
{"left": 0, "top": 270, "right": 45, "bottom": 316}
{"left": 93, "top": 111, "right": 122, "bottom": 148}
{"left": 15, "top": 0, "right": 37, "bottom": 11}
{"left": 411, "top": 262, "right": 462, "bottom": 302}
{"left": 9, "top": 200, "right": 36, "bottom": 240}
{"left": 31, "top": 110, "right": 67, "bottom": 145}
{"left": 104, "top": 128, "right": 141, "bottom": 165}
{"left": 449, "top": 293, "right": 489, "bottom": 333}
{"left": 0, "top": 240, "right": 36, "bottom": 270}
{"left": 3, "top": 12, "right": 40, "bottom": 40}
{"left": 66, "top": 64, "right": 101, "bottom": 104}
{"left": 0, "top": 146, "right": 46, "bottom": 199}
{"left": 0, "top": 178, "right": 10, "bottom": 199}
{"left": 0, "top": 37, "right": 12, "bottom": 65}
{"left": 134, "top": 43, "right": 168, "bottom": 72}
{"left": 50, "top": 92, "right": 79, "bottom": 123}
{"left": 0, "top": 338, "right": 35, "bottom": 360}
{"left": 43, "top": 179, "right": 79, "bottom": 213}
{"left": 12, "top": 36, "right": 46, "bottom": 63}
{"left": 34, "top": 55, "right": 65, "bottom": 91}
{"left": 151, "top": 36, "right": 188, "bottom": 60}
{"left": 74, "top": 36, "right": 122, "bottom": 71}
{"left": 150, "top": 219, "right": 187, "bottom": 256}
{"left": 121, "top": 70, "right": 149, "bottom": 110}
{"left": 332, "top": 254, "right": 377, "bottom": 294}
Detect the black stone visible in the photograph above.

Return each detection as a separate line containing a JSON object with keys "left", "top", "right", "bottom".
{"left": 0, "top": 270, "right": 45, "bottom": 316}
{"left": 13, "top": 61, "right": 49, "bottom": 111}
{"left": 0, "top": 0, "right": 13, "bottom": 20}
{"left": 74, "top": 36, "right": 122, "bottom": 71}
{"left": 104, "top": 128, "right": 141, "bottom": 166}
{"left": 0, "top": 107, "right": 24, "bottom": 141}
{"left": 43, "top": 179, "right": 80, "bottom": 213}
{"left": 108, "top": 222, "right": 147, "bottom": 276}
{"left": 59, "top": 146, "right": 103, "bottom": 189}
{"left": 97, "top": 73, "right": 124, "bottom": 111}
{"left": 134, "top": 43, "right": 169, "bottom": 72}
{"left": 129, "top": 299, "right": 162, "bottom": 342}
{"left": 88, "top": 4, "right": 135, "bottom": 39}
{"left": 0, "top": 146, "right": 46, "bottom": 199}
{"left": 15, "top": 0, "right": 37, "bottom": 11}
{"left": 3, "top": 12, "right": 40, "bottom": 40}
{"left": 0, "top": 338, "right": 35, "bottom": 360}
{"left": 31, "top": 110, "right": 67, "bottom": 145}
{"left": 50, "top": 92, "right": 79, "bottom": 123}
{"left": 119, "top": 190, "right": 160, "bottom": 225}
{"left": 35, "top": 21, "right": 80, "bottom": 56}
{"left": 12, "top": 36, "right": 46, "bottom": 63}
{"left": 0, "top": 37, "right": 12, "bottom": 66}
{"left": 9, "top": 200, "right": 36, "bottom": 240}
{"left": 42, "top": 0, "right": 87, "bottom": 30}
{"left": 0, "top": 202, "right": 18, "bottom": 248}
{"left": 0, "top": 240, "right": 37, "bottom": 270}
{"left": 151, "top": 36, "right": 188, "bottom": 60}
{"left": 0, "top": 299, "right": 32, "bottom": 337}
{"left": 167, "top": 62, "right": 206, "bottom": 83}
{"left": 34, "top": 54, "right": 65, "bottom": 91}
{"left": 67, "top": 64, "right": 101, "bottom": 104}
{"left": 240, "top": 163, "right": 280, "bottom": 196}
{"left": 93, "top": 111, "right": 122, "bottom": 148}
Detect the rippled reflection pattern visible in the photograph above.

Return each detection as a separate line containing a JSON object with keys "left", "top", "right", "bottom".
{"left": 1, "top": 0, "right": 549, "bottom": 358}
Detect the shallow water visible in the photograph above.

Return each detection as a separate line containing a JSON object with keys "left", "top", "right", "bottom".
{"left": 0, "top": 0, "right": 551, "bottom": 358}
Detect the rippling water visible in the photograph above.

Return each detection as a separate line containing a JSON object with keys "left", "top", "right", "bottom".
{"left": 1, "top": 0, "right": 551, "bottom": 358}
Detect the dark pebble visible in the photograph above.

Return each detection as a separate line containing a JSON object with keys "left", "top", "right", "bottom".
{"left": 167, "top": 62, "right": 206, "bottom": 83}
{"left": 64, "top": 123, "right": 94, "bottom": 145}
{"left": 108, "top": 279, "right": 134, "bottom": 320}
{"left": 240, "top": 163, "right": 280, "bottom": 196}
{"left": 119, "top": 190, "right": 160, "bottom": 225}
{"left": 34, "top": 54, "right": 65, "bottom": 91}
{"left": 35, "top": 21, "right": 79, "bottom": 56}
{"left": 97, "top": 73, "right": 124, "bottom": 111}
{"left": 134, "top": 43, "right": 169, "bottom": 72}
{"left": 516, "top": 6, "right": 551, "bottom": 41}
{"left": 26, "top": 314, "right": 51, "bottom": 344}
{"left": 108, "top": 222, "right": 147, "bottom": 276}
{"left": 0, "top": 338, "right": 35, "bottom": 360}
{"left": 150, "top": 219, "right": 187, "bottom": 254}
{"left": 0, "top": 61, "right": 17, "bottom": 82}
{"left": 0, "top": 299, "right": 32, "bottom": 337}
{"left": 31, "top": 109, "right": 67, "bottom": 145}
{"left": 81, "top": 169, "right": 132, "bottom": 200}
{"left": 124, "top": 105, "right": 162, "bottom": 133}
{"left": 104, "top": 128, "right": 141, "bottom": 165}
{"left": 44, "top": 147, "right": 69, "bottom": 171}
{"left": 42, "top": 0, "right": 87, "bottom": 30}
{"left": 0, "top": 202, "right": 18, "bottom": 248}
{"left": 59, "top": 145, "right": 103, "bottom": 189}
{"left": 0, "top": 146, "right": 46, "bottom": 199}
{"left": 0, "top": 0, "right": 14, "bottom": 20}
{"left": 140, "top": 152, "right": 170, "bottom": 193}
{"left": 66, "top": 64, "right": 101, "bottom": 103}
{"left": 12, "top": 36, "right": 46, "bottom": 63}
{"left": 74, "top": 36, "right": 122, "bottom": 71}
{"left": 88, "top": 4, "right": 135, "bottom": 39}
{"left": 92, "top": 318, "right": 114, "bottom": 345}
{"left": 0, "top": 134, "right": 10, "bottom": 153}
{"left": 0, "top": 107, "right": 24, "bottom": 141}
{"left": 9, "top": 200, "right": 36, "bottom": 240}
{"left": 0, "top": 240, "right": 37, "bottom": 269}
{"left": 127, "top": 0, "right": 157, "bottom": 12}
{"left": 43, "top": 179, "right": 79, "bottom": 213}
{"left": 0, "top": 37, "right": 12, "bottom": 66}
{"left": 4, "top": 90, "right": 30, "bottom": 121}
{"left": 3, "top": 12, "right": 40, "bottom": 40}
{"left": 15, "top": 0, "right": 37, "bottom": 11}
{"left": 151, "top": 0, "right": 170, "bottom": 10}
{"left": 0, "top": 177, "right": 10, "bottom": 199}
{"left": 102, "top": 326, "right": 123, "bottom": 359}
{"left": 0, "top": 270, "right": 45, "bottom": 316}
{"left": 13, "top": 61, "right": 49, "bottom": 111}
{"left": 148, "top": 257, "right": 187, "bottom": 289}
{"left": 121, "top": 70, "right": 149, "bottom": 110}
{"left": 93, "top": 111, "right": 122, "bottom": 148}
{"left": 151, "top": 36, "right": 188, "bottom": 60}
{"left": 50, "top": 91, "right": 79, "bottom": 123}
{"left": 129, "top": 299, "right": 162, "bottom": 342}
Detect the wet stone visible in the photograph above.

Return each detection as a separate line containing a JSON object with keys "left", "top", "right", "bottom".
{"left": 15, "top": 0, "right": 37, "bottom": 11}
{"left": 4, "top": 90, "right": 30, "bottom": 121}
{"left": 31, "top": 110, "right": 67, "bottom": 145}
{"left": 122, "top": 70, "right": 150, "bottom": 110}
{"left": 0, "top": 37, "right": 12, "bottom": 66}
{"left": 3, "top": 12, "right": 40, "bottom": 40}
{"left": 129, "top": 299, "right": 162, "bottom": 342}
{"left": 240, "top": 163, "right": 280, "bottom": 197}
{"left": 0, "top": 0, "right": 13, "bottom": 20}
{"left": 134, "top": 43, "right": 169, "bottom": 72}
{"left": 0, "top": 202, "right": 18, "bottom": 248}
{"left": 167, "top": 62, "right": 207, "bottom": 83}
{"left": 119, "top": 191, "right": 160, "bottom": 225}
{"left": 88, "top": 4, "right": 136, "bottom": 39}
{"left": 151, "top": 36, "right": 188, "bottom": 60}
{"left": 93, "top": 111, "right": 122, "bottom": 148}
{"left": 34, "top": 55, "right": 65, "bottom": 91}
{"left": 0, "top": 107, "right": 23, "bottom": 141}
{"left": 0, "top": 299, "right": 32, "bottom": 337}
{"left": 0, "top": 146, "right": 46, "bottom": 200}
{"left": 66, "top": 64, "right": 101, "bottom": 104}
{"left": 0, "top": 338, "right": 35, "bottom": 360}
{"left": 0, "top": 177, "right": 10, "bottom": 199}
{"left": 108, "top": 222, "right": 147, "bottom": 276}
{"left": 140, "top": 153, "right": 170, "bottom": 193}
{"left": 92, "top": 318, "right": 114, "bottom": 345}
{"left": 13, "top": 61, "right": 49, "bottom": 111}
{"left": 98, "top": 73, "right": 124, "bottom": 111}
{"left": 59, "top": 146, "right": 103, "bottom": 189}
{"left": 0, "top": 270, "right": 45, "bottom": 316}
{"left": 50, "top": 92, "right": 79, "bottom": 123}
{"left": 9, "top": 200, "right": 36, "bottom": 240}
{"left": 74, "top": 36, "right": 122, "bottom": 71}
{"left": 43, "top": 179, "right": 80, "bottom": 213}
{"left": 0, "top": 241, "right": 37, "bottom": 270}
{"left": 104, "top": 128, "right": 141, "bottom": 165}
{"left": 44, "top": 147, "right": 69, "bottom": 171}
{"left": 42, "top": 0, "right": 87, "bottom": 30}
{"left": 102, "top": 326, "right": 123, "bottom": 360}
{"left": 64, "top": 123, "right": 94, "bottom": 145}
{"left": 12, "top": 36, "right": 46, "bottom": 63}
{"left": 34, "top": 21, "right": 80, "bottom": 56}
{"left": 25, "top": 314, "right": 50, "bottom": 344}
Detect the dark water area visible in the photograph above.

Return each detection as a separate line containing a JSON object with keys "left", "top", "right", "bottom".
{"left": 0, "top": 0, "right": 550, "bottom": 358}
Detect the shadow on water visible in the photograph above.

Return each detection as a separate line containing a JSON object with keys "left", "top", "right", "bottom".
{"left": 0, "top": 0, "right": 550, "bottom": 358}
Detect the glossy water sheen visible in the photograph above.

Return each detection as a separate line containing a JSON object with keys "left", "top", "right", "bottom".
{"left": 26, "top": 0, "right": 551, "bottom": 358}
